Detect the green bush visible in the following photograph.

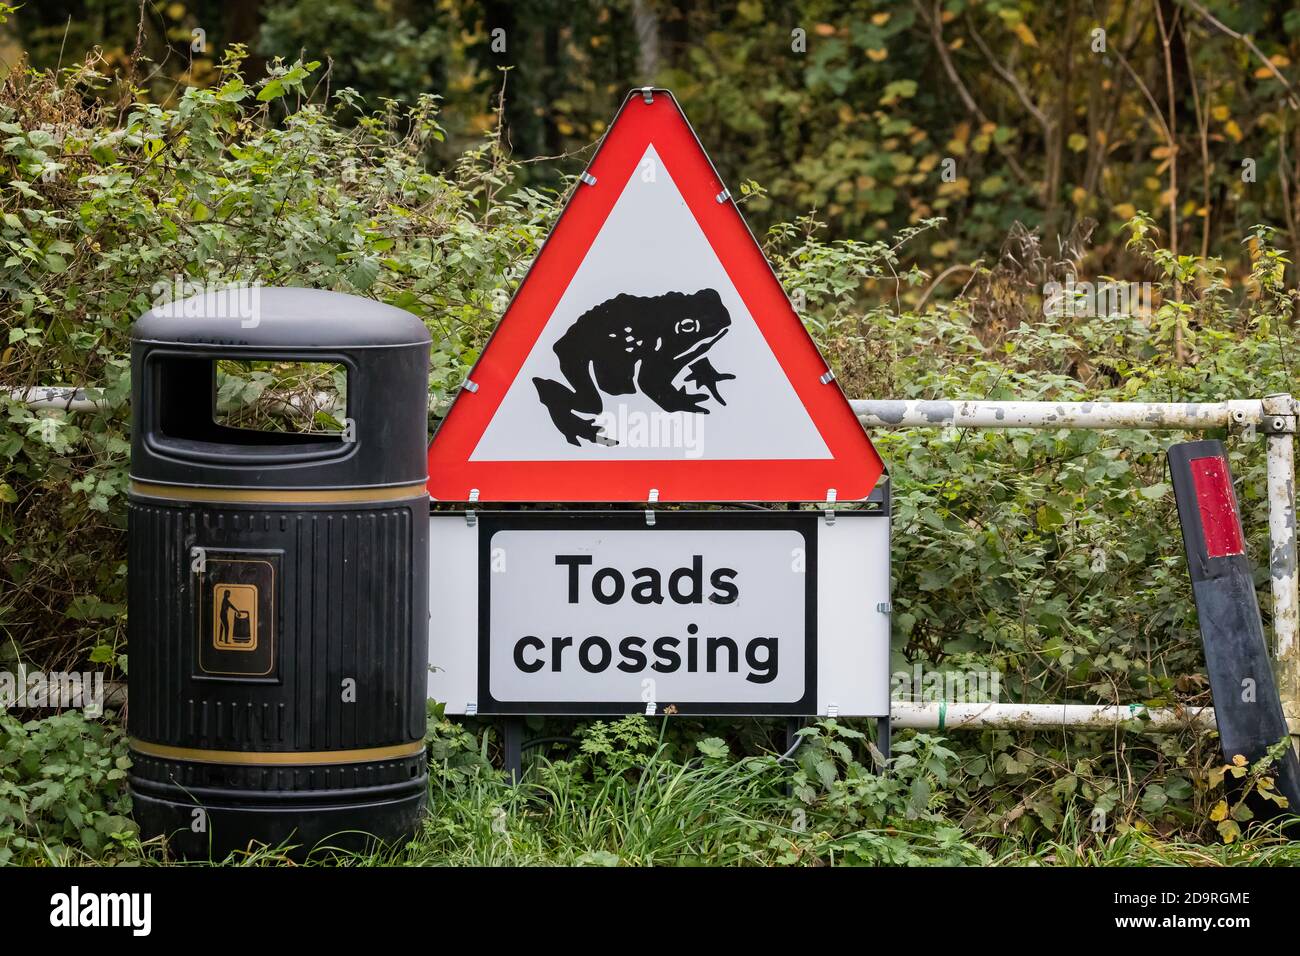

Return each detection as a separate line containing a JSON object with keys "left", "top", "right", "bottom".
{"left": 0, "top": 51, "right": 552, "bottom": 671}
{"left": 0, "top": 709, "right": 136, "bottom": 863}
{"left": 4, "top": 53, "right": 1300, "bottom": 859}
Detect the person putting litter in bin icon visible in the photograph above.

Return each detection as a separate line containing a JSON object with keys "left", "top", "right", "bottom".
{"left": 215, "top": 586, "right": 255, "bottom": 649}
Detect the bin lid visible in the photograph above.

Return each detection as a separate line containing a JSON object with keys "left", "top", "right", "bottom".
{"left": 132, "top": 287, "right": 430, "bottom": 349}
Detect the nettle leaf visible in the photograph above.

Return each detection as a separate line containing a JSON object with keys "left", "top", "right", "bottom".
{"left": 256, "top": 79, "right": 286, "bottom": 102}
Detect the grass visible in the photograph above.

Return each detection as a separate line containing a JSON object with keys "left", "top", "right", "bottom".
{"left": 30, "top": 762, "right": 1300, "bottom": 868}
{"left": 8, "top": 712, "right": 1299, "bottom": 867}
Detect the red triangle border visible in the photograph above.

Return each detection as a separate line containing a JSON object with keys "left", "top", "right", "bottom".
{"left": 426, "top": 90, "right": 884, "bottom": 503}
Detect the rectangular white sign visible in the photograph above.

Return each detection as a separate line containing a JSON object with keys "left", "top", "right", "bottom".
{"left": 428, "top": 511, "right": 890, "bottom": 716}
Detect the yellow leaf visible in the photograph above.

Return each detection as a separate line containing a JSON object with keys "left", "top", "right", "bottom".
{"left": 1068, "top": 133, "right": 1089, "bottom": 153}
{"left": 1225, "top": 119, "right": 1243, "bottom": 142}
{"left": 872, "top": 12, "right": 891, "bottom": 25}
{"left": 1113, "top": 203, "right": 1136, "bottom": 220}
{"left": 938, "top": 177, "right": 970, "bottom": 198}
{"left": 868, "top": 48, "right": 889, "bottom": 61}
{"left": 1232, "top": 753, "right": 1248, "bottom": 767}
{"left": 1209, "top": 799, "right": 1229, "bottom": 822}
{"left": 1211, "top": 104, "right": 1230, "bottom": 122}
{"left": 814, "top": 23, "right": 836, "bottom": 37}
{"left": 1013, "top": 22, "right": 1038, "bottom": 47}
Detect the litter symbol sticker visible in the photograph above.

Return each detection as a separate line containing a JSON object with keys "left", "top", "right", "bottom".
{"left": 197, "top": 551, "right": 279, "bottom": 679}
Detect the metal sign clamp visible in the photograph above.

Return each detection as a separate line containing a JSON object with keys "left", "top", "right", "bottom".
{"left": 1260, "top": 413, "right": 1296, "bottom": 434}
{"left": 823, "top": 489, "right": 837, "bottom": 526}
{"left": 646, "top": 488, "right": 659, "bottom": 527}
{"left": 466, "top": 488, "right": 480, "bottom": 528}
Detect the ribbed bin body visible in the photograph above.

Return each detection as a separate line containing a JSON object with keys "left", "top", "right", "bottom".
{"left": 126, "top": 289, "right": 431, "bottom": 858}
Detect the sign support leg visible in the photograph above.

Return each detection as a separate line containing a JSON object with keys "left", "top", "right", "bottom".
{"left": 784, "top": 716, "right": 802, "bottom": 756}
{"left": 876, "top": 715, "right": 891, "bottom": 770}
{"left": 502, "top": 717, "right": 523, "bottom": 784}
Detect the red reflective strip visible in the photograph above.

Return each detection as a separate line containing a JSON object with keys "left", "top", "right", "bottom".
{"left": 1189, "top": 456, "right": 1244, "bottom": 558}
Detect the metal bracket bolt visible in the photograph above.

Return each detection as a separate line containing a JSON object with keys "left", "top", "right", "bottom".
{"left": 1261, "top": 415, "right": 1296, "bottom": 435}
{"left": 1262, "top": 394, "right": 1297, "bottom": 434}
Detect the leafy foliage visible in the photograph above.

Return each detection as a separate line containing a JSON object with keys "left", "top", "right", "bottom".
{"left": 0, "top": 709, "right": 135, "bottom": 863}
{"left": 3, "top": 46, "right": 1300, "bottom": 863}
{"left": 11, "top": 1, "right": 1300, "bottom": 284}
{"left": 0, "top": 52, "right": 550, "bottom": 670}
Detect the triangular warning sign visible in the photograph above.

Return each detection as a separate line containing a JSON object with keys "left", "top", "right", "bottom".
{"left": 427, "top": 89, "right": 884, "bottom": 502}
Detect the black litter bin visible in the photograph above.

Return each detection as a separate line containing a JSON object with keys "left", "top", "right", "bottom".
{"left": 126, "top": 287, "right": 431, "bottom": 858}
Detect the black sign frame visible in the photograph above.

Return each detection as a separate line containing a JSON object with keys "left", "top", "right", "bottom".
{"left": 475, "top": 510, "right": 818, "bottom": 716}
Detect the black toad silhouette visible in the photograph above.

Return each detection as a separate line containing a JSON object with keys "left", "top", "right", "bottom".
{"left": 532, "top": 288, "right": 734, "bottom": 446}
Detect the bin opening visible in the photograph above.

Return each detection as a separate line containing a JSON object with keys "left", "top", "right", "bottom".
{"left": 214, "top": 360, "right": 347, "bottom": 435}
{"left": 146, "top": 354, "right": 353, "bottom": 464}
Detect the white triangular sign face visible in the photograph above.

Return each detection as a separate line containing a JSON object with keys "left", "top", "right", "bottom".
{"left": 427, "top": 90, "right": 884, "bottom": 502}
{"left": 471, "top": 145, "right": 830, "bottom": 463}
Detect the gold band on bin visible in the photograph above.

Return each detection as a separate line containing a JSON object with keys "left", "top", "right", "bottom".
{"left": 129, "top": 480, "right": 429, "bottom": 505}
{"left": 129, "top": 739, "right": 425, "bottom": 766}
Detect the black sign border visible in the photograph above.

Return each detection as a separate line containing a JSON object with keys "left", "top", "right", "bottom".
{"left": 193, "top": 547, "right": 283, "bottom": 684}
{"left": 476, "top": 510, "right": 817, "bottom": 715}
